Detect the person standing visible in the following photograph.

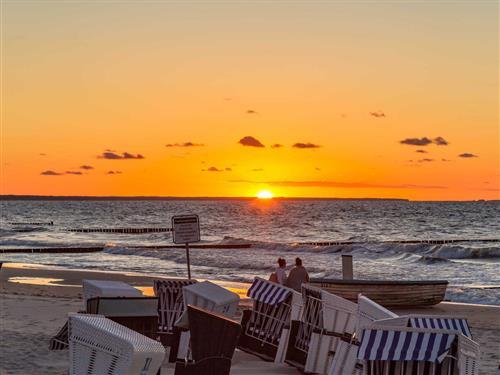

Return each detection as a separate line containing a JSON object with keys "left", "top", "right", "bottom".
{"left": 270, "top": 258, "right": 288, "bottom": 285}
{"left": 286, "top": 257, "right": 309, "bottom": 291}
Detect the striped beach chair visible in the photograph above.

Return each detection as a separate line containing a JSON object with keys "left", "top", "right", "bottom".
{"left": 153, "top": 278, "right": 197, "bottom": 346}
{"left": 238, "top": 277, "right": 302, "bottom": 363}
{"left": 356, "top": 324, "right": 480, "bottom": 375}
{"left": 327, "top": 294, "right": 399, "bottom": 375}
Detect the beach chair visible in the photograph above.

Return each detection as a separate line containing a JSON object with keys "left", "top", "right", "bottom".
{"left": 285, "top": 284, "right": 324, "bottom": 369}
{"left": 174, "top": 281, "right": 240, "bottom": 361}
{"left": 238, "top": 277, "right": 302, "bottom": 363}
{"left": 86, "top": 296, "right": 159, "bottom": 339}
{"left": 356, "top": 324, "right": 480, "bottom": 375}
{"left": 153, "top": 278, "right": 197, "bottom": 346}
{"left": 68, "top": 313, "right": 165, "bottom": 375}
{"left": 82, "top": 279, "right": 142, "bottom": 308}
{"left": 302, "top": 286, "right": 359, "bottom": 374}
{"left": 327, "top": 294, "right": 398, "bottom": 375}
{"left": 174, "top": 305, "right": 242, "bottom": 375}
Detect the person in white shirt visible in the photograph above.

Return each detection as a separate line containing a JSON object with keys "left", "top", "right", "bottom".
{"left": 273, "top": 257, "right": 288, "bottom": 285}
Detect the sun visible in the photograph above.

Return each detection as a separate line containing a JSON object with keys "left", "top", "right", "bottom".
{"left": 256, "top": 190, "right": 274, "bottom": 199}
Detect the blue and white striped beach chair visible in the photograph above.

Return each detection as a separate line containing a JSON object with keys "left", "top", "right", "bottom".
{"left": 238, "top": 277, "right": 302, "bottom": 363}
{"left": 357, "top": 324, "right": 480, "bottom": 375}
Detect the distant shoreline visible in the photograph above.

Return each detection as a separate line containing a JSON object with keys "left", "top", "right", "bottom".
{"left": 1, "top": 195, "right": 498, "bottom": 202}
{"left": 1, "top": 194, "right": 412, "bottom": 201}
{"left": 0, "top": 194, "right": 500, "bottom": 202}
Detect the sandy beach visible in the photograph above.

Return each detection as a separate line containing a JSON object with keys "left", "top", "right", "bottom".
{"left": 1, "top": 263, "right": 499, "bottom": 374}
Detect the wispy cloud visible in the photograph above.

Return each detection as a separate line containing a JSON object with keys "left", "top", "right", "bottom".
{"left": 80, "top": 165, "right": 94, "bottom": 170}
{"left": 106, "top": 170, "right": 122, "bottom": 175}
{"left": 39, "top": 153, "right": 47, "bottom": 156}
{"left": 292, "top": 142, "right": 321, "bottom": 149}
{"left": 65, "top": 171, "right": 83, "bottom": 175}
{"left": 369, "top": 111, "right": 386, "bottom": 118}
{"left": 165, "top": 142, "right": 204, "bottom": 147}
{"left": 458, "top": 153, "right": 478, "bottom": 158}
{"left": 98, "top": 151, "right": 144, "bottom": 160}
{"left": 416, "top": 150, "right": 427, "bottom": 154}
{"left": 418, "top": 158, "right": 434, "bottom": 163}
{"left": 251, "top": 168, "right": 264, "bottom": 172}
{"left": 246, "top": 110, "right": 258, "bottom": 115}
{"left": 203, "top": 166, "right": 223, "bottom": 172}
{"left": 271, "top": 144, "right": 284, "bottom": 148}
{"left": 225, "top": 167, "right": 232, "bottom": 171}
{"left": 41, "top": 170, "right": 63, "bottom": 176}
{"left": 238, "top": 136, "right": 265, "bottom": 147}
{"left": 230, "top": 180, "right": 445, "bottom": 189}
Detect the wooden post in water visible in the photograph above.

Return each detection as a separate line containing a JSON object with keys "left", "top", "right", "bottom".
{"left": 185, "top": 243, "right": 191, "bottom": 280}
{"left": 342, "top": 255, "right": 353, "bottom": 280}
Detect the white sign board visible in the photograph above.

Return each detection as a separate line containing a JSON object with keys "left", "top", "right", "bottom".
{"left": 172, "top": 215, "right": 200, "bottom": 244}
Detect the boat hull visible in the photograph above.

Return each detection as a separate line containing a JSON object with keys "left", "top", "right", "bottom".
{"left": 309, "top": 279, "right": 448, "bottom": 308}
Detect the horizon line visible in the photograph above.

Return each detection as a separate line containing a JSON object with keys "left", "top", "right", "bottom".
{"left": 0, "top": 194, "right": 498, "bottom": 203}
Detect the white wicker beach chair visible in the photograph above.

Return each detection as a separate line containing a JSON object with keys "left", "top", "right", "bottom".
{"left": 238, "top": 277, "right": 302, "bottom": 363}
{"left": 68, "top": 313, "right": 165, "bottom": 375}
{"left": 327, "top": 294, "right": 398, "bottom": 375}
{"left": 285, "top": 284, "right": 324, "bottom": 368}
{"left": 153, "top": 278, "right": 197, "bottom": 346}
{"left": 82, "top": 280, "right": 143, "bottom": 306}
{"left": 357, "top": 324, "right": 480, "bottom": 375}
{"left": 304, "top": 286, "right": 359, "bottom": 374}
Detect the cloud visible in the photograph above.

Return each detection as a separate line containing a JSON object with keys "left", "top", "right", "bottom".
{"left": 65, "top": 171, "right": 83, "bottom": 175}
{"left": 225, "top": 167, "right": 232, "bottom": 171}
{"left": 41, "top": 170, "right": 63, "bottom": 176}
{"left": 400, "top": 137, "right": 433, "bottom": 146}
{"left": 369, "top": 111, "right": 386, "bottom": 118}
{"left": 39, "top": 153, "right": 47, "bottom": 156}
{"left": 418, "top": 158, "right": 434, "bottom": 163}
{"left": 292, "top": 142, "right": 321, "bottom": 149}
{"left": 441, "top": 158, "right": 452, "bottom": 162}
{"left": 80, "top": 165, "right": 94, "bottom": 170}
{"left": 458, "top": 153, "right": 478, "bottom": 158}
{"left": 238, "top": 136, "right": 265, "bottom": 147}
{"left": 165, "top": 142, "right": 204, "bottom": 147}
{"left": 246, "top": 110, "right": 258, "bottom": 115}
{"left": 416, "top": 150, "right": 427, "bottom": 154}
{"left": 106, "top": 170, "right": 122, "bottom": 175}
{"left": 229, "top": 179, "right": 445, "bottom": 189}
{"left": 271, "top": 144, "right": 284, "bottom": 148}
{"left": 315, "top": 167, "right": 321, "bottom": 171}
{"left": 400, "top": 136, "right": 449, "bottom": 146}
{"left": 98, "top": 151, "right": 144, "bottom": 160}
{"left": 205, "top": 166, "right": 223, "bottom": 172}
{"left": 251, "top": 168, "right": 264, "bottom": 172}
{"left": 433, "top": 136, "right": 449, "bottom": 146}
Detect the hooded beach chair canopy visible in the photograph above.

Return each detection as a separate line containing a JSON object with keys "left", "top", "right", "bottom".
{"left": 408, "top": 317, "right": 472, "bottom": 339}
{"left": 247, "top": 277, "right": 292, "bottom": 306}
{"left": 357, "top": 328, "right": 457, "bottom": 363}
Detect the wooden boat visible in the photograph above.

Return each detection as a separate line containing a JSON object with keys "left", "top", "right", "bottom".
{"left": 309, "top": 278, "right": 448, "bottom": 308}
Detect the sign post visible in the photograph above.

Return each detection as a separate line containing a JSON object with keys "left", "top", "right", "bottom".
{"left": 172, "top": 215, "right": 200, "bottom": 280}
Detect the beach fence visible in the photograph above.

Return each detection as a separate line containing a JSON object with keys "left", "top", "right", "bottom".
{"left": 66, "top": 227, "right": 172, "bottom": 234}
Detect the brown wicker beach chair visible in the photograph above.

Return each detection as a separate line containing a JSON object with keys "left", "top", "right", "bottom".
{"left": 174, "top": 305, "right": 241, "bottom": 375}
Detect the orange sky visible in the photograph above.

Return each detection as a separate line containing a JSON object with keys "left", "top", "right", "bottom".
{"left": 1, "top": 1, "right": 499, "bottom": 200}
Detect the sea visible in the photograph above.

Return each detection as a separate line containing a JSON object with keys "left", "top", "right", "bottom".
{"left": 1, "top": 199, "right": 499, "bottom": 305}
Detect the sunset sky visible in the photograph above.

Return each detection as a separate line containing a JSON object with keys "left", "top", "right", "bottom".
{"left": 2, "top": 1, "right": 498, "bottom": 200}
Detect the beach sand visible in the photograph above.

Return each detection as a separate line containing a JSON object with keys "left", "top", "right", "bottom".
{"left": 1, "top": 263, "right": 498, "bottom": 374}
